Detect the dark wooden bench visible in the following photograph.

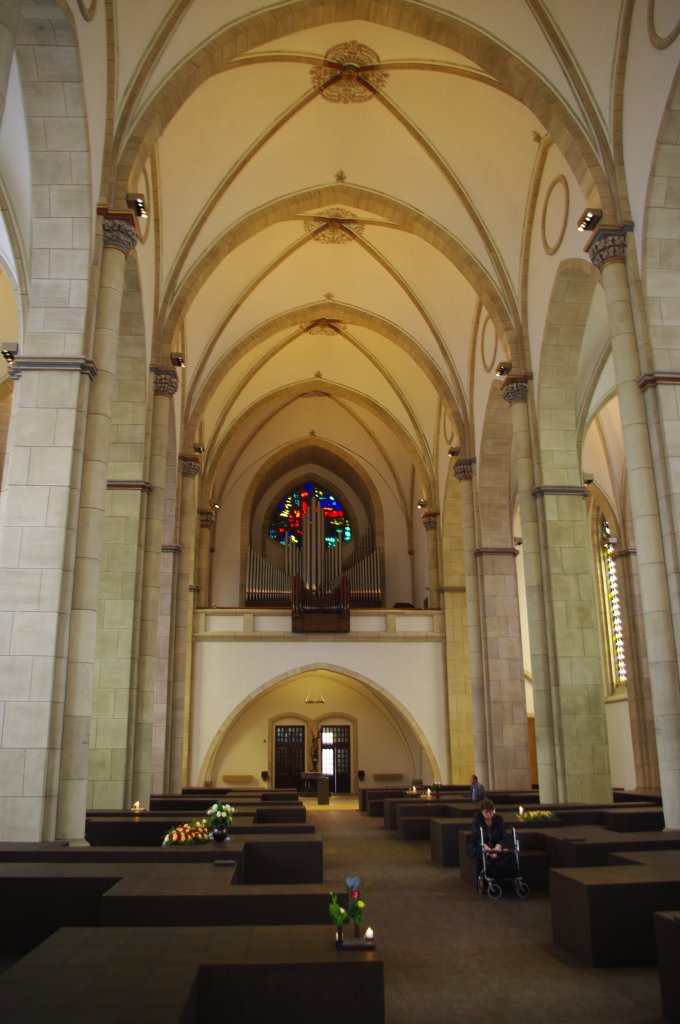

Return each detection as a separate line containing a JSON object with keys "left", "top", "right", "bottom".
{"left": 540, "top": 825, "right": 680, "bottom": 869}
{"left": 0, "top": 833, "right": 325, "bottom": 956}
{"left": 0, "top": 925, "right": 385, "bottom": 1023}
{"left": 655, "top": 910, "right": 680, "bottom": 1020}
{"left": 84, "top": 814, "right": 312, "bottom": 845}
{"left": 600, "top": 806, "right": 665, "bottom": 831}
{"left": 550, "top": 850, "right": 680, "bottom": 966}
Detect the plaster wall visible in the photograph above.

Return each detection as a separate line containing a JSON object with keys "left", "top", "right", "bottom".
{"left": 191, "top": 637, "right": 448, "bottom": 785}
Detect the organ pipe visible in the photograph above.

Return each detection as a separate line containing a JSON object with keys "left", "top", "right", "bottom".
{"left": 246, "top": 508, "right": 381, "bottom": 607}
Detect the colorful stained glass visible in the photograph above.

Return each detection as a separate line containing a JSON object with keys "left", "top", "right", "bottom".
{"left": 269, "top": 481, "right": 351, "bottom": 547}
{"left": 601, "top": 517, "right": 627, "bottom": 688}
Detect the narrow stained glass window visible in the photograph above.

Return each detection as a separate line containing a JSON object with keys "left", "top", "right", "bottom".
{"left": 601, "top": 517, "right": 627, "bottom": 689}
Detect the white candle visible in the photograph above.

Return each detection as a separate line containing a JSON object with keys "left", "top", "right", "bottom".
{"left": 519, "top": 805, "right": 524, "bottom": 816}
{"left": 132, "top": 800, "right": 140, "bottom": 811}
{"left": 365, "top": 927, "right": 374, "bottom": 940}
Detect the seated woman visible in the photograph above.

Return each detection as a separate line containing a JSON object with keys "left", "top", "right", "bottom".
{"left": 467, "top": 798, "right": 517, "bottom": 878}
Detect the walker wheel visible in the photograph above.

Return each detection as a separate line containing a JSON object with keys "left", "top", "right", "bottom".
{"left": 514, "top": 878, "right": 530, "bottom": 898}
{"left": 487, "top": 881, "right": 502, "bottom": 900}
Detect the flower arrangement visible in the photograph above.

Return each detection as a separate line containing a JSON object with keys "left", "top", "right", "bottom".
{"left": 517, "top": 806, "right": 555, "bottom": 821}
{"left": 161, "top": 818, "right": 210, "bottom": 845}
{"left": 329, "top": 875, "right": 366, "bottom": 935}
{"left": 206, "top": 801, "right": 235, "bottom": 831}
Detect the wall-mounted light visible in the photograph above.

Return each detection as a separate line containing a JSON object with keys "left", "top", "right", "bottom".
{"left": 213, "top": 502, "right": 220, "bottom": 510}
{"left": 416, "top": 498, "right": 427, "bottom": 510}
{"left": 577, "top": 208, "right": 602, "bottom": 232}
{"left": 495, "top": 361, "right": 512, "bottom": 379}
{"left": 1, "top": 342, "right": 18, "bottom": 364}
{"left": 126, "top": 193, "right": 148, "bottom": 219}
{"left": 448, "top": 443, "right": 460, "bottom": 458}
{"left": 513, "top": 536, "right": 523, "bottom": 547}
{"left": 170, "top": 352, "right": 185, "bottom": 368}
{"left": 193, "top": 443, "right": 204, "bottom": 454}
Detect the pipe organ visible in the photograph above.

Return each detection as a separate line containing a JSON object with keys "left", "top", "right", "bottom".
{"left": 245, "top": 498, "right": 381, "bottom": 616}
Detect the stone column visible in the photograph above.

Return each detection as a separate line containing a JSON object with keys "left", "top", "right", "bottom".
{"left": 57, "top": 215, "right": 137, "bottom": 839}
{"left": 453, "top": 458, "right": 487, "bottom": 784}
{"left": 421, "top": 510, "right": 441, "bottom": 610}
{"left": 130, "top": 368, "right": 178, "bottom": 807}
{"left": 502, "top": 377, "right": 559, "bottom": 799}
{"left": 197, "top": 508, "right": 216, "bottom": 606}
{"left": 439, "top": 462, "right": 472, "bottom": 782}
{"left": 0, "top": 1, "right": 19, "bottom": 124}
{"left": 588, "top": 229, "right": 680, "bottom": 826}
{"left": 168, "top": 454, "right": 200, "bottom": 791}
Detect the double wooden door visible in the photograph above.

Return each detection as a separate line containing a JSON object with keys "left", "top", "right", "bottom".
{"left": 273, "top": 723, "right": 351, "bottom": 792}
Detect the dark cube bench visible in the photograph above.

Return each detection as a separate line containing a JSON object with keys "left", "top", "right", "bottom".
{"left": 655, "top": 910, "right": 680, "bottom": 1021}
{"left": 550, "top": 850, "right": 680, "bottom": 966}
{"left": 0, "top": 925, "right": 384, "bottom": 1024}
{"left": 0, "top": 843, "right": 327, "bottom": 954}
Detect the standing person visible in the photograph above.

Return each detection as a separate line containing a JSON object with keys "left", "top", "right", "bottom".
{"left": 469, "top": 774, "right": 486, "bottom": 801}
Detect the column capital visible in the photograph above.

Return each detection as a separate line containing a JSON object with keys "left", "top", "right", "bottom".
{"left": 179, "top": 454, "right": 201, "bottom": 477}
{"left": 501, "top": 374, "right": 532, "bottom": 404}
{"left": 586, "top": 224, "right": 633, "bottom": 270}
{"left": 421, "top": 510, "right": 440, "bottom": 531}
{"left": 99, "top": 208, "right": 138, "bottom": 255}
{"left": 198, "top": 508, "right": 216, "bottom": 528}
{"left": 453, "top": 458, "right": 476, "bottom": 482}
{"left": 152, "top": 367, "right": 179, "bottom": 397}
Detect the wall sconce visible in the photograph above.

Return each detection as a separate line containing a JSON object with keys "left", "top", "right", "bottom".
{"left": 193, "top": 443, "right": 204, "bottom": 454}
{"left": 513, "top": 536, "right": 523, "bottom": 547}
{"left": 416, "top": 498, "right": 427, "bottom": 509}
{"left": 1, "top": 342, "right": 18, "bottom": 363}
{"left": 495, "top": 361, "right": 512, "bottom": 379}
{"left": 577, "top": 208, "right": 602, "bottom": 232}
{"left": 126, "top": 193, "right": 148, "bottom": 219}
{"left": 213, "top": 502, "right": 220, "bottom": 510}
{"left": 448, "top": 443, "right": 460, "bottom": 458}
{"left": 170, "top": 352, "right": 185, "bottom": 367}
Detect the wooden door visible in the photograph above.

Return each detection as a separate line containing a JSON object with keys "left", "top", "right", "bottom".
{"left": 320, "top": 724, "right": 351, "bottom": 793}
{"left": 274, "top": 724, "right": 305, "bottom": 789}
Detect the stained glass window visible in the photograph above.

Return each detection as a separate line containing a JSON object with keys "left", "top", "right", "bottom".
{"left": 601, "top": 517, "right": 627, "bottom": 689}
{"left": 269, "top": 481, "right": 351, "bottom": 548}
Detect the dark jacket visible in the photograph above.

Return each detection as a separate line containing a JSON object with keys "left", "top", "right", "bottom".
{"left": 467, "top": 811, "right": 506, "bottom": 857}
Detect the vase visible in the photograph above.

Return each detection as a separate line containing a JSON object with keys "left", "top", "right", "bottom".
{"left": 212, "top": 824, "right": 228, "bottom": 842}
{"left": 335, "top": 926, "right": 344, "bottom": 949}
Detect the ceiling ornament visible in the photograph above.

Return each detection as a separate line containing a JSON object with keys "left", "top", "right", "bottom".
{"left": 310, "top": 41, "right": 388, "bottom": 103}
{"left": 304, "top": 207, "right": 364, "bottom": 244}
{"left": 304, "top": 318, "right": 344, "bottom": 335}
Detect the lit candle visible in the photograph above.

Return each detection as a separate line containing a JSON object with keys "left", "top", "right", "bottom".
{"left": 365, "top": 926, "right": 374, "bottom": 941}
{"left": 518, "top": 805, "right": 524, "bottom": 817}
{"left": 132, "top": 800, "right": 140, "bottom": 811}
{"left": 426, "top": 787, "right": 431, "bottom": 797}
